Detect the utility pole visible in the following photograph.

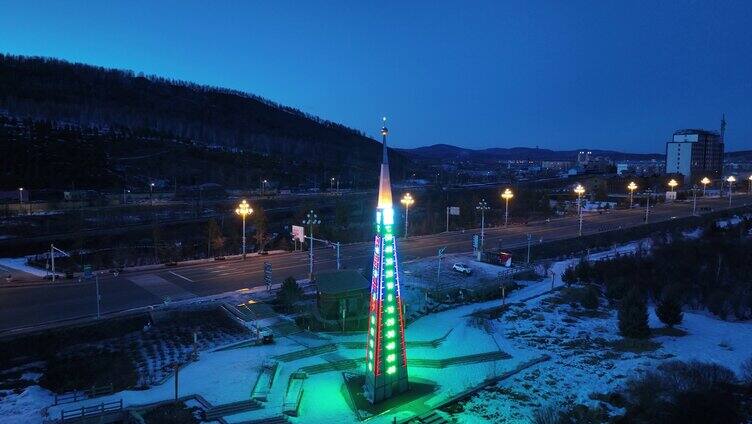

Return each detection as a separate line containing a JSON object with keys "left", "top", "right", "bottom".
{"left": 476, "top": 199, "right": 490, "bottom": 251}
{"left": 445, "top": 207, "right": 449, "bottom": 232}
{"left": 95, "top": 273, "right": 101, "bottom": 320}
{"left": 692, "top": 185, "right": 698, "bottom": 216}
{"left": 303, "top": 210, "right": 321, "bottom": 280}
{"left": 336, "top": 242, "right": 341, "bottom": 270}
{"left": 526, "top": 234, "right": 532, "bottom": 264}
{"left": 436, "top": 247, "right": 446, "bottom": 293}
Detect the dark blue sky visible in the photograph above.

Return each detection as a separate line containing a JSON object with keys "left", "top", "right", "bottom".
{"left": 1, "top": 1, "right": 750, "bottom": 152}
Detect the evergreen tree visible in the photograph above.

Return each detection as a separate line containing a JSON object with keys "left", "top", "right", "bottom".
{"left": 562, "top": 266, "right": 578, "bottom": 287}
{"left": 656, "top": 297, "right": 683, "bottom": 328}
{"left": 276, "top": 277, "right": 302, "bottom": 312}
{"left": 618, "top": 287, "right": 650, "bottom": 339}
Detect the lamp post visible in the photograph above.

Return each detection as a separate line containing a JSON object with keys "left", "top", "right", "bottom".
{"left": 644, "top": 189, "right": 652, "bottom": 223}
{"left": 330, "top": 177, "right": 335, "bottom": 193}
{"left": 700, "top": 177, "right": 711, "bottom": 197}
{"left": 476, "top": 199, "right": 490, "bottom": 251}
{"left": 692, "top": 185, "right": 698, "bottom": 216}
{"left": 149, "top": 182, "right": 155, "bottom": 206}
{"left": 748, "top": 175, "right": 752, "bottom": 195}
{"left": 303, "top": 210, "right": 321, "bottom": 280}
{"left": 627, "top": 181, "right": 637, "bottom": 208}
{"left": 501, "top": 188, "right": 514, "bottom": 227}
{"left": 726, "top": 176, "right": 736, "bottom": 207}
{"left": 574, "top": 184, "right": 585, "bottom": 236}
{"left": 400, "top": 193, "right": 414, "bottom": 238}
{"left": 668, "top": 179, "right": 678, "bottom": 193}
{"left": 18, "top": 187, "right": 24, "bottom": 215}
{"left": 261, "top": 179, "right": 268, "bottom": 197}
{"left": 235, "top": 200, "right": 253, "bottom": 259}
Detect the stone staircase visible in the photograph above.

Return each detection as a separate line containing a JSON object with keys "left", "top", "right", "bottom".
{"left": 413, "top": 411, "right": 449, "bottom": 424}
{"left": 235, "top": 416, "right": 290, "bottom": 424}
{"left": 298, "top": 358, "right": 364, "bottom": 375}
{"left": 204, "top": 399, "right": 262, "bottom": 420}
{"left": 408, "top": 350, "right": 510, "bottom": 368}
{"left": 273, "top": 343, "right": 337, "bottom": 362}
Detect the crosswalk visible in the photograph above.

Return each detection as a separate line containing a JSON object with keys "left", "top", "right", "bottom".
{"left": 128, "top": 273, "right": 196, "bottom": 302}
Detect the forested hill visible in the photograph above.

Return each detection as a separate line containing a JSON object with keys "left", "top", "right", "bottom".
{"left": 0, "top": 54, "right": 406, "bottom": 188}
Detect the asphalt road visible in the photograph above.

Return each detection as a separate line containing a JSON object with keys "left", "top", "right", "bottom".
{"left": 1, "top": 196, "right": 750, "bottom": 332}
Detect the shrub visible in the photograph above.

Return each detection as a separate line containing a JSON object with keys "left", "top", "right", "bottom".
{"left": 741, "top": 356, "right": 752, "bottom": 386}
{"left": 656, "top": 297, "right": 683, "bottom": 328}
{"left": 561, "top": 266, "right": 577, "bottom": 287}
{"left": 618, "top": 287, "right": 650, "bottom": 339}
{"left": 142, "top": 402, "right": 199, "bottom": 424}
{"left": 620, "top": 360, "right": 745, "bottom": 423}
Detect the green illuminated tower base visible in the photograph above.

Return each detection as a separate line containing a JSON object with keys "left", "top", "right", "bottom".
{"left": 364, "top": 120, "right": 409, "bottom": 404}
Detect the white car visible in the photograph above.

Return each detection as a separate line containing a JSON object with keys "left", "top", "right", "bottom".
{"left": 452, "top": 263, "right": 472, "bottom": 275}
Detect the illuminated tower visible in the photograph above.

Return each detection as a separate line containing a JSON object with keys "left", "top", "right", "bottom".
{"left": 364, "top": 117, "right": 409, "bottom": 404}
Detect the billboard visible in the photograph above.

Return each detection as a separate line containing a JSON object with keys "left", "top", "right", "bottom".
{"left": 448, "top": 206, "right": 460, "bottom": 216}
{"left": 292, "top": 225, "right": 305, "bottom": 242}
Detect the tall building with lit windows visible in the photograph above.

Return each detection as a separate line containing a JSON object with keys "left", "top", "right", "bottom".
{"left": 665, "top": 115, "right": 726, "bottom": 184}
{"left": 364, "top": 119, "right": 409, "bottom": 404}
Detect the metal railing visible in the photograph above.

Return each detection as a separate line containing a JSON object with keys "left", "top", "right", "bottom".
{"left": 60, "top": 399, "right": 122, "bottom": 422}
{"left": 54, "top": 383, "right": 114, "bottom": 405}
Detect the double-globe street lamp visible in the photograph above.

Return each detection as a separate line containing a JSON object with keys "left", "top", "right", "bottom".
{"left": 574, "top": 184, "right": 585, "bottom": 236}
{"left": 700, "top": 177, "right": 711, "bottom": 197}
{"left": 668, "top": 179, "right": 678, "bottom": 193}
{"left": 726, "top": 176, "right": 736, "bottom": 207}
{"left": 235, "top": 199, "right": 253, "bottom": 259}
{"left": 303, "top": 210, "right": 321, "bottom": 280}
{"left": 627, "top": 181, "right": 637, "bottom": 208}
{"left": 501, "top": 188, "right": 514, "bottom": 227}
{"left": 400, "top": 193, "right": 414, "bottom": 238}
{"left": 476, "top": 199, "right": 490, "bottom": 251}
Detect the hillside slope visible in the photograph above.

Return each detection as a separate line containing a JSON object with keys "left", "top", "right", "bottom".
{"left": 0, "top": 54, "right": 407, "bottom": 189}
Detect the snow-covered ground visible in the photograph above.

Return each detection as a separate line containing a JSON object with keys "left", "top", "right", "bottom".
{"left": 2, "top": 240, "right": 751, "bottom": 424}
{"left": 0, "top": 257, "right": 47, "bottom": 277}
{"left": 452, "top": 287, "right": 752, "bottom": 423}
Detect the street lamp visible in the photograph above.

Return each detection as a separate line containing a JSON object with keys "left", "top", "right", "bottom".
{"left": 627, "top": 181, "right": 637, "bottom": 208}
{"left": 476, "top": 199, "right": 490, "bottom": 251}
{"left": 748, "top": 175, "right": 752, "bottom": 195}
{"left": 400, "top": 193, "right": 414, "bottom": 238}
{"left": 149, "top": 182, "right": 155, "bottom": 206}
{"left": 726, "top": 176, "right": 736, "bottom": 207}
{"left": 574, "top": 184, "right": 585, "bottom": 236}
{"left": 303, "top": 210, "right": 321, "bottom": 280}
{"left": 501, "top": 188, "right": 514, "bottom": 227}
{"left": 700, "top": 177, "right": 711, "bottom": 197}
{"left": 18, "top": 187, "right": 24, "bottom": 215}
{"left": 235, "top": 199, "right": 253, "bottom": 259}
{"left": 667, "top": 179, "right": 678, "bottom": 193}
{"left": 644, "top": 189, "right": 652, "bottom": 223}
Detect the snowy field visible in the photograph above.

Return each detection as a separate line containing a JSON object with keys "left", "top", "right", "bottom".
{"left": 2, "top": 235, "right": 751, "bottom": 423}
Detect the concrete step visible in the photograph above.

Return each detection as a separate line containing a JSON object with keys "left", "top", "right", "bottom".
{"left": 236, "top": 416, "right": 290, "bottom": 424}
{"left": 273, "top": 343, "right": 337, "bottom": 362}
{"left": 205, "top": 399, "right": 262, "bottom": 420}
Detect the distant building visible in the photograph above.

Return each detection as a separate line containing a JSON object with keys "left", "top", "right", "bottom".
{"left": 616, "top": 163, "right": 630, "bottom": 175}
{"left": 665, "top": 116, "right": 725, "bottom": 184}
{"left": 577, "top": 151, "right": 592, "bottom": 166}
{"left": 541, "top": 160, "right": 574, "bottom": 170}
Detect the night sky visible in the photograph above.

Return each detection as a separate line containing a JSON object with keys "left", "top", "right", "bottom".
{"left": 1, "top": 1, "right": 750, "bottom": 152}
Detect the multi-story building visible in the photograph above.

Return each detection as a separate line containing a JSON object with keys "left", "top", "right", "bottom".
{"left": 665, "top": 117, "right": 725, "bottom": 184}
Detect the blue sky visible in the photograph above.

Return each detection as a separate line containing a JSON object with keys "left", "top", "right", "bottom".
{"left": 1, "top": 1, "right": 750, "bottom": 152}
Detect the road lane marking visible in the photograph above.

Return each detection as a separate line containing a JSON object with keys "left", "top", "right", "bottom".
{"left": 168, "top": 271, "right": 194, "bottom": 282}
